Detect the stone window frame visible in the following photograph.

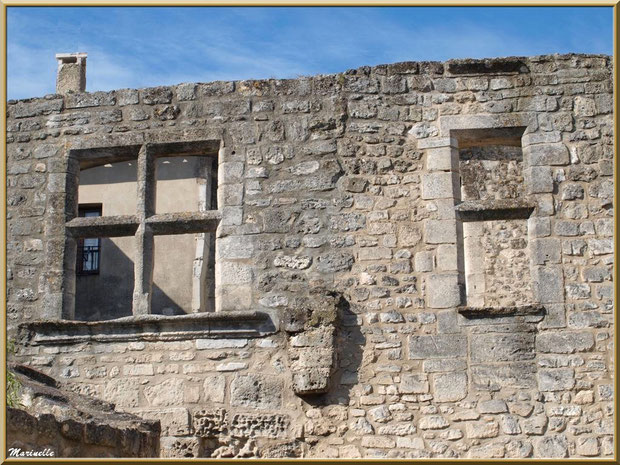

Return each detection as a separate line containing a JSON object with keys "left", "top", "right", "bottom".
{"left": 418, "top": 113, "right": 565, "bottom": 322}
{"left": 22, "top": 135, "right": 276, "bottom": 344}
{"left": 63, "top": 140, "right": 222, "bottom": 320}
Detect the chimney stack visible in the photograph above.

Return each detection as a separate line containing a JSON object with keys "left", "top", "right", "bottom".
{"left": 55, "top": 52, "right": 87, "bottom": 94}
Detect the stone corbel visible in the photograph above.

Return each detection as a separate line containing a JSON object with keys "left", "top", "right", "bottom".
{"left": 281, "top": 288, "right": 341, "bottom": 396}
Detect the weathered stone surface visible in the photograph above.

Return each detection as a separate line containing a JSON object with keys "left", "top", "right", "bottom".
{"left": 203, "top": 375, "right": 226, "bottom": 403}
{"left": 6, "top": 53, "right": 614, "bottom": 460}
{"left": 422, "top": 172, "right": 456, "bottom": 199}
{"left": 471, "top": 362, "right": 538, "bottom": 390}
{"left": 432, "top": 372, "right": 467, "bottom": 402}
{"left": 465, "top": 420, "right": 499, "bottom": 439}
{"left": 426, "top": 273, "right": 461, "bottom": 308}
{"left": 526, "top": 143, "right": 569, "bottom": 166}
{"left": 230, "top": 374, "right": 283, "bottom": 410}
{"left": 538, "top": 368, "right": 575, "bottom": 391}
{"left": 409, "top": 334, "right": 467, "bottom": 359}
{"left": 536, "top": 331, "right": 594, "bottom": 353}
{"left": 400, "top": 374, "right": 429, "bottom": 394}
{"left": 534, "top": 435, "right": 568, "bottom": 458}
{"left": 424, "top": 220, "right": 457, "bottom": 244}
{"left": 144, "top": 378, "right": 185, "bottom": 407}
{"left": 315, "top": 251, "right": 354, "bottom": 273}
{"left": 471, "top": 333, "right": 535, "bottom": 363}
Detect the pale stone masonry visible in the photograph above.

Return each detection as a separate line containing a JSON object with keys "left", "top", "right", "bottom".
{"left": 6, "top": 53, "right": 614, "bottom": 459}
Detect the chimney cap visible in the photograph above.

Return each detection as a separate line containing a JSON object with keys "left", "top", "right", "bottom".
{"left": 56, "top": 52, "right": 87, "bottom": 64}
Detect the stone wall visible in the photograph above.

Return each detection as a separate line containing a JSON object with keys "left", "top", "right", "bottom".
{"left": 7, "top": 53, "right": 614, "bottom": 458}
{"left": 7, "top": 365, "right": 160, "bottom": 458}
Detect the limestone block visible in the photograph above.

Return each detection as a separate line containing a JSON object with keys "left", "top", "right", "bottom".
{"left": 436, "top": 244, "right": 458, "bottom": 271}
{"left": 315, "top": 251, "right": 354, "bottom": 273}
{"left": 471, "top": 362, "right": 537, "bottom": 390}
{"left": 426, "top": 273, "right": 461, "bottom": 308}
{"left": 273, "top": 254, "right": 312, "bottom": 270}
{"left": 565, "top": 283, "right": 591, "bottom": 299}
{"left": 217, "top": 161, "right": 244, "bottom": 186}
{"left": 587, "top": 239, "right": 613, "bottom": 255}
{"left": 531, "top": 266, "right": 564, "bottom": 304}
{"left": 531, "top": 238, "right": 561, "bottom": 265}
{"left": 33, "top": 144, "right": 60, "bottom": 159}
{"left": 465, "top": 420, "right": 499, "bottom": 439}
{"left": 408, "top": 334, "right": 467, "bottom": 359}
{"left": 292, "top": 369, "right": 331, "bottom": 394}
{"left": 230, "top": 374, "right": 283, "bottom": 410}
{"left": 471, "top": 333, "right": 536, "bottom": 363}
{"left": 538, "top": 368, "right": 575, "bottom": 391}
{"left": 396, "top": 437, "right": 425, "bottom": 449}
{"left": 398, "top": 224, "right": 422, "bottom": 247}
{"left": 414, "top": 251, "right": 434, "bottom": 272}
{"left": 424, "top": 220, "right": 457, "bottom": 244}
{"left": 216, "top": 362, "right": 248, "bottom": 372}
{"left": 399, "top": 374, "right": 429, "bottom": 394}
{"left": 103, "top": 378, "right": 141, "bottom": 408}
{"left": 144, "top": 378, "right": 185, "bottom": 407}
{"left": 432, "top": 372, "right": 467, "bottom": 402}
{"left": 202, "top": 375, "right": 226, "bottom": 404}
{"left": 568, "top": 311, "right": 607, "bottom": 329}
{"left": 418, "top": 415, "right": 449, "bottom": 430}
{"left": 536, "top": 331, "right": 594, "bottom": 353}
{"left": 216, "top": 236, "right": 254, "bottom": 260}
{"left": 217, "top": 261, "right": 253, "bottom": 285}
{"left": 421, "top": 172, "right": 457, "bottom": 199}
{"left": 426, "top": 146, "right": 458, "bottom": 171}
{"left": 123, "top": 364, "right": 154, "bottom": 376}
{"left": 528, "top": 217, "right": 551, "bottom": 238}
{"left": 525, "top": 166, "right": 553, "bottom": 194}
{"left": 525, "top": 143, "right": 569, "bottom": 166}
{"left": 358, "top": 247, "right": 392, "bottom": 261}
{"left": 534, "top": 435, "right": 569, "bottom": 458}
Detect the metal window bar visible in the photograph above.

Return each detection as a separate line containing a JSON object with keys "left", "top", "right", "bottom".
{"left": 77, "top": 244, "right": 100, "bottom": 274}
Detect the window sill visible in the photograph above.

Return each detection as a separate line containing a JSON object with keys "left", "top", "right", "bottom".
{"left": 457, "top": 304, "right": 545, "bottom": 319}
{"left": 18, "top": 311, "right": 276, "bottom": 345}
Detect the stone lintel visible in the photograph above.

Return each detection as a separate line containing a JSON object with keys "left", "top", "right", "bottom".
{"left": 18, "top": 311, "right": 276, "bottom": 345}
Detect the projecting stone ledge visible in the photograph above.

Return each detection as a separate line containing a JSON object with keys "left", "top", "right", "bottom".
{"left": 458, "top": 304, "right": 546, "bottom": 319}
{"left": 455, "top": 199, "right": 535, "bottom": 221}
{"left": 18, "top": 311, "right": 276, "bottom": 345}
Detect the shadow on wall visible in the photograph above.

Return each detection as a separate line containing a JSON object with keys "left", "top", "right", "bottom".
{"left": 75, "top": 239, "right": 196, "bottom": 321}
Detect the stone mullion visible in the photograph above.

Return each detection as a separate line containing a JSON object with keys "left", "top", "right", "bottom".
{"left": 132, "top": 145, "right": 157, "bottom": 315}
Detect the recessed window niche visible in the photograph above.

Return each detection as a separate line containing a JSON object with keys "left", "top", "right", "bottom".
{"left": 452, "top": 127, "right": 535, "bottom": 309}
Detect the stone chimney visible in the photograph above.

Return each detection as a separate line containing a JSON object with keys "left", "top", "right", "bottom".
{"left": 55, "top": 53, "right": 87, "bottom": 94}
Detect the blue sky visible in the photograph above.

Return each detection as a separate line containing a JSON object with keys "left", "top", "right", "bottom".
{"left": 7, "top": 6, "right": 613, "bottom": 100}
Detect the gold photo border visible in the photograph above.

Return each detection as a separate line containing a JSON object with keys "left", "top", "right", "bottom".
{"left": 0, "top": 1, "right": 617, "bottom": 464}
